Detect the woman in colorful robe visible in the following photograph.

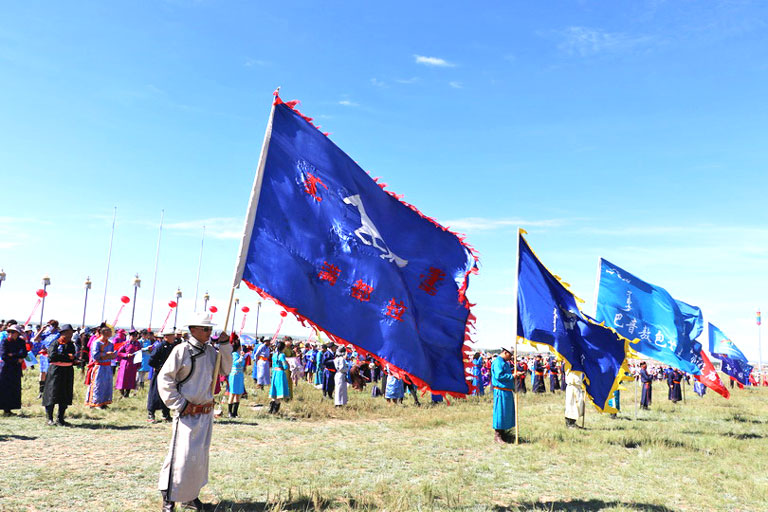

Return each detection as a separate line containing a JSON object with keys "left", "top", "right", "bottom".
{"left": 268, "top": 341, "right": 289, "bottom": 414}
{"left": 115, "top": 330, "right": 141, "bottom": 398}
{"left": 491, "top": 348, "right": 516, "bottom": 443}
{"left": 227, "top": 341, "right": 245, "bottom": 418}
{"left": 314, "top": 347, "right": 324, "bottom": 388}
{"left": 85, "top": 326, "right": 115, "bottom": 408}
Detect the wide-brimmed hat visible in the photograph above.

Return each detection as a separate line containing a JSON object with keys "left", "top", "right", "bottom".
{"left": 7, "top": 325, "right": 23, "bottom": 334}
{"left": 59, "top": 324, "right": 75, "bottom": 333}
{"left": 161, "top": 327, "right": 177, "bottom": 336}
{"left": 186, "top": 312, "right": 216, "bottom": 328}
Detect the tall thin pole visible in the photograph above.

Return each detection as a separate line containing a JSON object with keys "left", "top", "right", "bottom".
{"left": 255, "top": 301, "right": 262, "bottom": 338}
{"left": 40, "top": 279, "right": 50, "bottom": 325}
{"left": 148, "top": 210, "right": 164, "bottom": 330}
{"left": 512, "top": 228, "right": 522, "bottom": 445}
{"left": 131, "top": 274, "right": 140, "bottom": 329}
{"left": 101, "top": 206, "right": 117, "bottom": 322}
{"left": 194, "top": 226, "right": 205, "bottom": 312}
{"left": 758, "top": 309, "right": 763, "bottom": 385}
{"left": 82, "top": 277, "right": 91, "bottom": 328}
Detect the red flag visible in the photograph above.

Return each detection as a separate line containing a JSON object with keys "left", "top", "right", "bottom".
{"left": 694, "top": 350, "right": 730, "bottom": 398}
{"left": 749, "top": 373, "right": 757, "bottom": 386}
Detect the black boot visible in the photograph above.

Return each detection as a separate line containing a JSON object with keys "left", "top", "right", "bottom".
{"left": 232, "top": 403, "right": 239, "bottom": 418}
{"left": 161, "top": 491, "right": 175, "bottom": 511}
{"left": 56, "top": 406, "right": 70, "bottom": 427}
{"left": 268, "top": 401, "right": 276, "bottom": 414}
{"left": 274, "top": 402, "right": 281, "bottom": 414}
{"left": 227, "top": 403, "right": 233, "bottom": 418}
{"left": 45, "top": 405, "right": 55, "bottom": 426}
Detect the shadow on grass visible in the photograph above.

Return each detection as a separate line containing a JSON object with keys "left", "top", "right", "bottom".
{"left": 72, "top": 422, "right": 144, "bottom": 431}
{"left": 0, "top": 434, "right": 38, "bottom": 442}
{"left": 501, "top": 499, "right": 675, "bottom": 511}
{"left": 729, "top": 414, "right": 764, "bottom": 424}
{"left": 216, "top": 419, "right": 261, "bottom": 426}
{"left": 724, "top": 431, "right": 764, "bottom": 440}
{"left": 214, "top": 497, "right": 327, "bottom": 511}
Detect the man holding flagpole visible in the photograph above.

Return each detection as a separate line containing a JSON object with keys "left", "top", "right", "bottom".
{"left": 157, "top": 312, "right": 232, "bottom": 511}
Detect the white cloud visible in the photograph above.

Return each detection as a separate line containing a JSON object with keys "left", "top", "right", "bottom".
{"left": 338, "top": 100, "right": 359, "bottom": 107}
{"left": 370, "top": 78, "right": 387, "bottom": 88}
{"left": 449, "top": 81, "right": 463, "bottom": 89}
{"left": 443, "top": 217, "right": 567, "bottom": 232}
{"left": 414, "top": 55, "right": 456, "bottom": 67}
{"left": 395, "top": 77, "right": 421, "bottom": 85}
{"left": 163, "top": 217, "right": 242, "bottom": 240}
{"left": 555, "top": 26, "right": 658, "bottom": 57}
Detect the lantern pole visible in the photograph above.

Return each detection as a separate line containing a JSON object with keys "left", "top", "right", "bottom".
{"left": 82, "top": 277, "right": 92, "bottom": 328}
{"left": 40, "top": 274, "right": 51, "bottom": 326}
{"left": 173, "top": 287, "right": 182, "bottom": 330}
{"left": 131, "top": 274, "right": 141, "bottom": 329}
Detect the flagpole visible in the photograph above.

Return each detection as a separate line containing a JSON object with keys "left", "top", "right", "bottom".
{"left": 512, "top": 228, "right": 523, "bottom": 445}
{"left": 194, "top": 225, "right": 205, "bottom": 312}
{"left": 101, "top": 206, "right": 117, "bottom": 322}
{"left": 758, "top": 309, "right": 763, "bottom": 385}
{"left": 211, "top": 89, "right": 278, "bottom": 394}
{"left": 148, "top": 209, "right": 164, "bottom": 330}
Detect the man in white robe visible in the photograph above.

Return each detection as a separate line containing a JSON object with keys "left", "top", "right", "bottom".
{"left": 564, "top": 370, "right": 585, "bottom": 428}
{"left": 157, "top": 313, "right": 233, "bottom": 511}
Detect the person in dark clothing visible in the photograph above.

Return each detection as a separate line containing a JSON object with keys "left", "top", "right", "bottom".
{"left": 146, "top": 328, "right": 178, "bottom": 423}
{"left": 0, "top": 325, "right": 28, "bottom": 415}
{"left": 321, "top": 344, "right": 336, "bottom": 399}
{"left": 43, "top": 324, "right": 77, "bottom": 426}
{"left": 532, "top": 355, "right": 546, "bottom": 393}
{"left": 515, "top": 359, "right": 528, "bottom": 393}
{"left": 548, "top": 357, "right": 561, "bottom": 393}
{"left": 639, "top": 362, "right": 653, "bottom": 409}
{"left": 667, "top": 368, "right": 683, "bottom": 403}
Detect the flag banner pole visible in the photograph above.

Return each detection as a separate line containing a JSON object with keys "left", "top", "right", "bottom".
{"left": 634, "top": 376, "right": 638, "bottom": 419}
{"left": 194, "top": 225, "right": 205, "bottom": 312}
{"left": 211, "top": 90, "right": 277, "bottom": 395}
{"left": 148, "top": 209, "right": 164, "bottom": 330}
{"left": 512, "top": 228, "right": 523, "bottom": 445}
{"left": 101, "top": 206, "right": 117, "bottom": 322}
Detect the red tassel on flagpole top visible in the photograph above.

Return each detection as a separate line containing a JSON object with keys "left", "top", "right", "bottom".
{"left": 112, "top": 295, "right": 131, "bottom": 327}
{"left": 239, "top": 306, "right": 250, "bottom": 336}
{"left": 160, "top": 300, "right": 177, "bottom": 332}
{"left": 24, "top": 289, "right": 47, "bottom": 327}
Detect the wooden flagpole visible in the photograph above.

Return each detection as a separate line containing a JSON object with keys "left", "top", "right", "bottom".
{"left": 512, "top": 228, "right": 523, "bottom": 445}
{"left": 211, "top": 89, "right": 278, "bottom": 394}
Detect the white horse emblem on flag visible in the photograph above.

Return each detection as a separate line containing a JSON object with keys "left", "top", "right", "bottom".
{"left": 343, "top": 194, "right": 408, "bottom": 268}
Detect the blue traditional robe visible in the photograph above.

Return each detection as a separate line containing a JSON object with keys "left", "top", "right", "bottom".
{"left": 385, "top": 374, "right": 404, "bottom": 399}
{"left": 85, "top": 339, "right": 114, "bottom": 407}
{"left": 492, "top": 357, "right": 516, "bottom": 430}
{"left": 322, "top": 350, "right": 336, "bottom": 398}
{"left": 252, "top": 342, "right": 271, "bottom": 386}
{"left": 667, "top": 369, "right": 683, "bottom": 403}
{"left": 269, "top": 352, "right": 290, "bottom": 399}
{"left": 471, "top": 356, "right": 485, "bottom": 396}
{"left": 228, "top": 352, "right": 246, "bottom": 395}
{"left": 532, "top": 359, "right": 546, "bottom": 393}
{"left": 314, "top": 350, "right": 324, "bottom": 386}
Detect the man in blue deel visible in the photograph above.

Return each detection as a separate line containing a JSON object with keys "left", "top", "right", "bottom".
{"left": 491, "top": 347, "right": 517, "bottom": 444}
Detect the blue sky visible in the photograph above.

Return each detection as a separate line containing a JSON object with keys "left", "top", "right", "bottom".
{"left": 1, "top": 1, "right": 766, "bottom": 362}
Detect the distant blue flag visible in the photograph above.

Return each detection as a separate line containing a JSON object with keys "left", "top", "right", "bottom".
{"left": 720, "top": 356, "right": 753, "bottom": 386}
{"left": 235, "top": 95, "right": 477, "bottom": 397}
{"left": 595, "top": 259, "right": 703, "bottom": 375}
{"left": 708, "top": 323, "right": 749, "bottom": 363}
{"left": 517, "top": 233, "right": 630, "bottom": 412}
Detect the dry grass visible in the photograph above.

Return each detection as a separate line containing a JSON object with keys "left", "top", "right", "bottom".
{"left": 0, "top": 372, "right": 766, "bottom": 511}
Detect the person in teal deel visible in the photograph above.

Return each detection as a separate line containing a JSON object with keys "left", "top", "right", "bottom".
{"left": 491, "top": 347, "right": 517, "bottom": 444}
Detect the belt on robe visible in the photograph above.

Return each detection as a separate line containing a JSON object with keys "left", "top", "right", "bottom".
{"left": 51, "top": 362, "right": 73, "bottom": 367}
{"left": 96, "top": 362, "right": 111, "bottom": 366}
{"left": 181, "top": 401, "right": 216, "bottom": 416}
{"left": 673, "top": 381, "right": 680, "bottom": 384}
{"left": 273, "top": 367, "right": 284, "bottom": 371}
{"left": 493, "top": 385, "right": 515, "bottom": 392}
{"left": 325, "top": 368, "right": 336, "bottom": 372}
{"left": 258, "top": 356, "right": 268, "bottom": 361}
{"left": 535, "top": 371, "right": 544, "bottom": 376}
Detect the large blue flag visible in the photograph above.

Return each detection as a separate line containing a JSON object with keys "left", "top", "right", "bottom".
{"left": 708, "top": 323, "right": 749, "bottom": 362}
{"left": 235, "top": 95, "right": 477, "bottom": 397}
{"left": 595, "top": 259, "right": 704, "bottom": 375}
{"left": 517, "top": 233, "right": 631, "bottom": 412}
{"left": 720, "top": 355, "right": 753, "bottom": 386}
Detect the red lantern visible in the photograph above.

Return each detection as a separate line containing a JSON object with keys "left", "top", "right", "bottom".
{"left": 168, "top": 301, "right": 177, "bottom": 308}
{"left": 36, "top": 289, "right": 48, "bottom": 298}
{"left": 241, "top": 306, "right": 250, "bottom": 313}
{"left": 120, "top": 295, "right": 131, "bottom": 304}
{"left": 280, "top": 311, "right": 288, "bottom": 318}
{"left": 209, "top": 306, "right": 218, "bottom": 313}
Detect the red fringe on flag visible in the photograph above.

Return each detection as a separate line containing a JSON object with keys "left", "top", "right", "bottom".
{"left": 262, "top": 89, "right": 480, "bottom": 400}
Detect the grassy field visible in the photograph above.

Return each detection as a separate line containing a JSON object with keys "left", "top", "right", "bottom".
{"left": 0, "top": 371, "right": 766, "bottom": 512}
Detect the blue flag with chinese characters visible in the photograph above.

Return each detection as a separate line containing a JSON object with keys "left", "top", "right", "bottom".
{"left": 720, "top": 355, "right": 753, "bottom": 386}
{"left": 517, "top": 234, "right": 630, "bottom": 412}
{"left": 595, "top": 259, "right": 704, "bottom": 375}
{"left": 708, "top": 323, "right": 749, "bottom": 363}
{"left": 239, "top": 97, "right": 477, "bottom": 396}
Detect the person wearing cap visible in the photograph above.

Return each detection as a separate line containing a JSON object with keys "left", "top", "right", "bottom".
{"left": 157, "top": 313, "right": 232, "bottom": 512}
{"left": 115, "top": 329, "right": 142, "bottom": 398}
{"left": 147, "top": 328, "right": 178, "bottom": 423}
{"left": 85, "top": 326, "right": 116, "bottom": 408}
{"left": 333, "top": 347, "right": 349, "bottom": 407}
{"left": 491, "top": 347, "right": 517, "bottom": 444}
{"left": 42, "top": 324, "right": 77, "bottom": 426}
{"left": 0, "top": 325, "right": 28, "bottom": 416}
